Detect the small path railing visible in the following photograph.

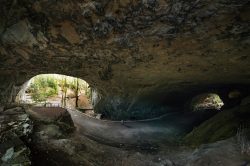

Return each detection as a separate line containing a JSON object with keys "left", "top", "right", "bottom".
{"left": 67, "top": 107, "right": 180, "bottom": 123}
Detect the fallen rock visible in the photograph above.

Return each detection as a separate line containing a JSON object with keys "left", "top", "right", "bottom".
{"left": 1, "top": 147, "right": 14, "bottom": 162}
{"left": 56, "top": 110, "right": 75, "bottom": 133}
{"left": 0, "top": 107, "right": 33, "bottom": 142}
{"left": 0, "top": 145, "right": 31, "bottom": 166}
{"left": 40, "top": 124, "right": 62, "bottom": 139}
{"left": 2, "top": 106, "right": 23, "bottom": 115}
{"left": 28, "top": 107, "right": 75, "bottom": 134}
{"left": 96, "top": 113, "right": 102, "bottom": 119}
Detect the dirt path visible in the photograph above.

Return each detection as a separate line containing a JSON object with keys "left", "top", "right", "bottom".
{"left": 31, "top": 107, "right": 66, "bottom": 120}
{"left": 68, "top": 109, "right": 201, "bottom": 147}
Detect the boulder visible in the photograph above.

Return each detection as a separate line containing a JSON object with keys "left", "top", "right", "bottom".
{"left": 2, "top": 106, "right": 23, "bottom": 115}
{"left": 95, "top": 114, "right": 102, "bottom": 119}
{"left": 56, "top": 111, "right": 75, "bottom": 133}
{"left": 0, "top": 106, "right": 33, "bottom": 142}
{"left": 1, "top": 146, "right": 31, "bottom": 166}
{"left": 28, "top": 107, "right": 75, "bottom": 134}
{"left": 38, "top": 124, "right": 63, "bottom": 139}
{"left": 1, "top": 147, "right": 14, "bottom": 162}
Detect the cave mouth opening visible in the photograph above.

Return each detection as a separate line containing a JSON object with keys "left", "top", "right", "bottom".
{"left": 15, "top": 74, "right": 95, "bottom": 113}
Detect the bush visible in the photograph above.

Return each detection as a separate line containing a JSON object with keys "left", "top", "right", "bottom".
{"left": 28, "top": 76, "right": 58, "bottom": 102}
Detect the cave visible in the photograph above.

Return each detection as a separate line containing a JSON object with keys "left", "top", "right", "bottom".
{"left": 0, "top": 0, "right": 250, "bottom": 165}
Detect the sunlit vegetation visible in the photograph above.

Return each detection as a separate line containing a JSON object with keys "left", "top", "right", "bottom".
{"left": 190, "top": 93, "right": 224, "bottom": 111}
{"left": 27, "top": 74, "right": 91, "bottom": 107}
{"left": 28, "top": 76, "right": 58, "bottom": 102}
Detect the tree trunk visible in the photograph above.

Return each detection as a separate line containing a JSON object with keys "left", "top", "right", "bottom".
{"left": 63, "top": 77, "right": 67, "bottom": 107}
{"left": 61, "top": 78, "right": 64, "bottom": 107}
{"left": 75, "top": 78, "right": 79, "bottom": 108}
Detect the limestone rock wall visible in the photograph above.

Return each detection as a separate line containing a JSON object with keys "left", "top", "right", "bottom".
{"left": 0, "top": 106, "right": 33, "bottom": 165}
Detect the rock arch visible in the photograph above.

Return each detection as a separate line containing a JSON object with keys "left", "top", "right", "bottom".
{"left": 0, "top": 0, "right": 249, "bottom": 119}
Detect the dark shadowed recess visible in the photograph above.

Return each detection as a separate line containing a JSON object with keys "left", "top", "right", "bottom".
{"left": 146, "top": 83, "right": 250, "bottom": 108}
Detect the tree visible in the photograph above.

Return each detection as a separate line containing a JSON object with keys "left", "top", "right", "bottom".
{"left": 28, "top": 75, "right": 58, "bottom": 102}
{"left": 75, "top": 78, "right": 79, "bottom": 108}
{"left": 61, "top": 76, "right": 68, "bottom": 107}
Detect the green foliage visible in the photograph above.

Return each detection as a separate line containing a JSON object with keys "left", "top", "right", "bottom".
{"left": 68, "top": 81, "right": 76, "bottom": 90}
{"left": 190, "top": 93, "right": 224, "bottom": 111}
{"left": 85, "top": 87, "right": 91, "bottom": 99}
{"left": 67, "top": 78, "right": 91, "bottom": 99}
{"left": 28, "top": 76, "right": 58, "bottom": 102}
{"left": 27, "top": 75, "right": 91, "bottom": 105}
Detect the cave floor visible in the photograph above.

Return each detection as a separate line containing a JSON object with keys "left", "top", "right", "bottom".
{"left": 26, "top": 107, "right": 249, "bottom": 166}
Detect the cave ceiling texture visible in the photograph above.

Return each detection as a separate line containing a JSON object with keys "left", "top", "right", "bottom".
{"left": 0, "top": 0, "right": 249, "bottom": 111}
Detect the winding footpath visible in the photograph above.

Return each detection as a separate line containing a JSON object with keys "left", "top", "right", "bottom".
{"left": 67, "top": 109, "right": 200, "bottom": 146}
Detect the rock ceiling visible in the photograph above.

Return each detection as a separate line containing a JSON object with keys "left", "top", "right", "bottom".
{"left": 0, "top": 0, "right": 249, "bottom": 104}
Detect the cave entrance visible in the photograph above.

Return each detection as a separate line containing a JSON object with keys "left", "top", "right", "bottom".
{"left": 16, "top": 74, "right": 94, "bottom": 114}
{"left": 190, "top": 93, "right": 224, "bottom": 111}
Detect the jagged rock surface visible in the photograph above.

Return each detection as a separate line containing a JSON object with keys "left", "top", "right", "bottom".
{"left": 0, "top": 105, "right": 33, "bottom": 165}
{"left": 28, "top": 107, "right": 75, "bottom": 133}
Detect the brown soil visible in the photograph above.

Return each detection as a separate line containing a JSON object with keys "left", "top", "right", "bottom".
{"left": 59, "top": 94, "right": 92, "bottom": 109}
{"left": 78, "top": 95, "right": 92, "bottom": 108}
